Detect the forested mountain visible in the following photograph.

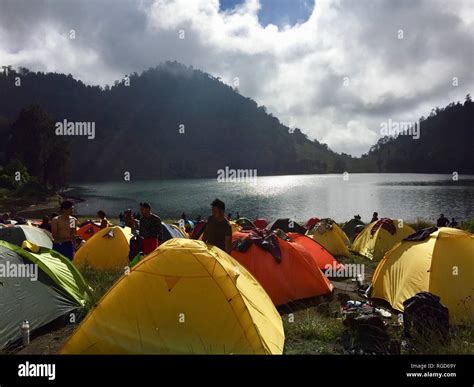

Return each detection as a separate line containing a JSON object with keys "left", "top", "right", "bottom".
{"left": 0, "top": 62, "right": 344, "bottom": 182}
{"left": 0, "top": 62, "right": 472, "bottom": 187}
{"left": 361, "top": 97, "right": 474, "bottom": 174}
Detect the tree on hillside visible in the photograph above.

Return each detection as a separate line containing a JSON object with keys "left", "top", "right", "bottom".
{"left": 7, "top": 105, "right": 70, "bottom": 189}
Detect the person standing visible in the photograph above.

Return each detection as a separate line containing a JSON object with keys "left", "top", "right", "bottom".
{"left": 437, "top": 214, "right": 450, "bottom": 227}
{"left": 371, "top": 212, "right": 379, "bottom": 223}
{"left": 202, "top": 198, "right": 232, "bottom": 254}
{"left": 51, "top": 201, "right": 77, "bottom": 260}
{"left": 139, "top": 202, "right": 162, "bottom": 255}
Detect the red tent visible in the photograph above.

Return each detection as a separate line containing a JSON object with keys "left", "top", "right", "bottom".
{"left": 232, "top": 231, "right": 333, "bottom": 306}
{"left": 77, "top": 222, "right": 101, "bottom": 241}
{"left": 287, "top": 233, "right": 342, "bottom": 271}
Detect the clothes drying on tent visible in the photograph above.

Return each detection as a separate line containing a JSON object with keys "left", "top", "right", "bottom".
{"left": 342, "top": 218, "right": 366, "bottom": 240}
{"left": 77, "top": 222, "right": 101, "bottom": 241}
{"left": 0, "top": 241, "right": 91, "bottom": 350}
{"left": 266, "top": 218, "right": 306, "bottom": 234}
{"left": 306, "top": 219, "right": 350, "bottom": 257}
{"left": 0, "top": 225, "right": 53, "bottom": 249}
{"left": 74, "top": 226, "right": 132, "bottom": 270}
{"left": 232, "top": 230, "right": 333, "bottom": 306}
{"left": 235, "top": 217, "right": 256, "bottom": 230}
{"left": 352, "top": 218, "right": 415, "bottom": 261}
{"left": 61, "top": 239, "right": 284, "bottom": 354}
{"left": 254, "top": 218, "right": 268, "bottom": 229}
{"left": 370, "top": 227, "right": 474, "bottom": 324}
{"left": 305, "top": 217, "right": 320, "bottom": 230}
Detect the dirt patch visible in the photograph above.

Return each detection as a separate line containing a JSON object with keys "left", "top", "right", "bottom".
{"left": 15, "top": 325, "right": 75, "bottom": 355}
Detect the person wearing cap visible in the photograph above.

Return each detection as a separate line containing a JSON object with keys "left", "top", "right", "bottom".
{"left": 139, "top": 202, "right": 163, "bottom": 254}
{"left": 202, "top": 198, "right": 232, "bottom": 254}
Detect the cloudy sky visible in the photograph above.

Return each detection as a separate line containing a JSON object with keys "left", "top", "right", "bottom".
{"left": 0, "top": 0, "right": 473, "bottom": 155}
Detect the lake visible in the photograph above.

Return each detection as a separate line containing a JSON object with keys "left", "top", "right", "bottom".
{"left": 70, "top": 173, "right": 474, "bottom": 224}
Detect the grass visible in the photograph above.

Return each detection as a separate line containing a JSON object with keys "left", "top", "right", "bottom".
{"left": 80, "top": 266, "right": 124, "bottom": 304}
{"left": 460, "top": 219, "right": 474, "bottom": 233}
{"left": 283, "top": 310, "right": 344, "bottom": 354}
{"left": 394, "top": 324, "right": 474, "bottom": 355}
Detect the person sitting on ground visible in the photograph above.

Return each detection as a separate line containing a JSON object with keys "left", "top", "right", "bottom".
{"left": 97, "top": 210, "right": 109, "bottom": 229}
{"left": 39, "top": 215, "right": 52, "bottom": 232}
{"left": 51, "top": 201, "right": 77, "bottom": 261}
{"left": 371, "top": 212, "right": 379, "bottom": 223}
{"left": 437, "top": 214, "right": 450, "bottom": 227}
{"left": 202, "top": 198, "right": 232, "bottom": 254}
{"left": 139, "top": 202, "right": 163, "bottom": 255}
{"left": 449, "top": 217, "right": 459, "bottom": 228}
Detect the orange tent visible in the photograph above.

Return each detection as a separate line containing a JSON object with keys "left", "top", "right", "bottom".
{"left": 287, "top": 233, "right": 342, "bottom": 271}
{"left": 77, "top": 223, "right": 101, "bottom": 241}
{"left": 232, "top": 231, "right": 333, "bottom": 306}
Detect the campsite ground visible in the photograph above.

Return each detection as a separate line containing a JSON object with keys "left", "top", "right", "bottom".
{"left": 14, "top": 252, "right": 474, "bottom": 355}
{"left": 7, "top": 215, "right": 474, "bottom": 355}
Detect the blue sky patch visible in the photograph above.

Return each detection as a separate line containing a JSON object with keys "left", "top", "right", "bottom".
{"left": 219, "top": 0, "right": 315, "bottom": 28}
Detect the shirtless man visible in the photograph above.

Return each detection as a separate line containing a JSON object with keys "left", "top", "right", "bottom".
{"left": 51, "top": 200, "right": 77, "bottom": 260}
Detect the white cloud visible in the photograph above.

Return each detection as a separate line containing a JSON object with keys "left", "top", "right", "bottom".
{"left": 0, "top": 0, "right": 472, "bottom": 155}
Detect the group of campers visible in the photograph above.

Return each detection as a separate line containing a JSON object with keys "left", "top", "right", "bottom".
{"left": 4, "top": 200, "right": 463, "bottom": 263}
{"left": 37, "top": 198, "right": 232, "bottom": 261}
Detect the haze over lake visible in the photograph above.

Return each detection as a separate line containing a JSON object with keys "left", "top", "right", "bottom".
{"left": 71, "top": 173, "right": 474, "bottom": 223}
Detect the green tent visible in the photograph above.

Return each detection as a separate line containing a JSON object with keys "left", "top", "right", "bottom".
{"left": 0, "top": 241, "right": 92, "bottom": 350}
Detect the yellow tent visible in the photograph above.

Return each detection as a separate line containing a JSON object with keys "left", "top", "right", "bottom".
{"left": 61, "top": 239, "right": 285, "bottom": 354}
{"left": 371, "top": 227, "right": 474, "bottom": 324}
{"left": 352, "top": 219, "right": 415, "bottom": 260}
{"left": 306, "top": 219, "right": 350, "bottom": 257}
{"left": 74, "top": 226, "right": 132, "bottom": 270}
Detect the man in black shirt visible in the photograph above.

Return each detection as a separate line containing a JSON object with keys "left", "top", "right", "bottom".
{"left": 371, "top": 212, "right": 379, "bottom": 223}
{"left": 437, "top": 214, "right": 449, "bottom": 227}
{"left": 139, "top": 202, "right": 163, "bottom": 254}
{"left": 202, "top": 198, "right": 232, "bottom": 254}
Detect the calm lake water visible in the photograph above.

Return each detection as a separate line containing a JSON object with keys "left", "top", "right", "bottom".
{"left": 70, "top": 174, "right": 474, "bottom": 223}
